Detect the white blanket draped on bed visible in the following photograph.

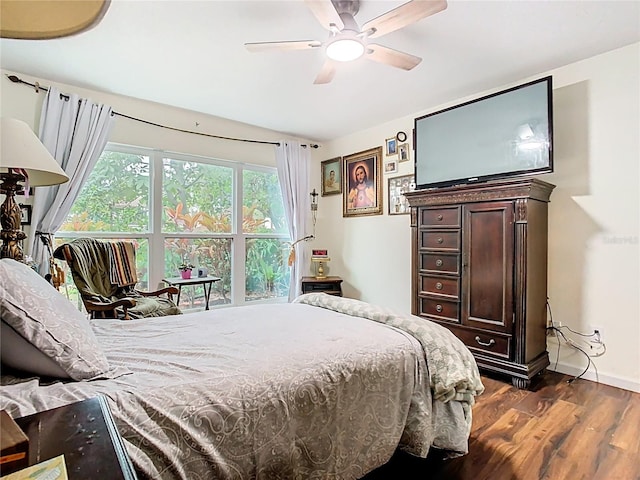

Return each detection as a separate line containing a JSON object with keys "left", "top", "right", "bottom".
{"left": 1, "top": 298, "right": 482, "bottom": 479}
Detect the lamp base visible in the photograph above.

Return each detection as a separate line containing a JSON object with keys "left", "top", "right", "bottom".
{"left": 312, "top": 257, "right": 330, "bottom": 279}
{"left": 0, "top": 172, "right": 27, "bottom": 262}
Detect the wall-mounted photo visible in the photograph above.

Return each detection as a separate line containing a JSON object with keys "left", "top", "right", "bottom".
{"left": 321, "top": 157, "right": 342, "bottom": 196}
{"left": 398, "top": 143, "right": 410, "bottom": 162}
{"left": 385, "top": 137, "right": 397, "bottom": 156}
{"left": 19, "top": 203, "right": 32, "bottom": 225}
{"left": 388, "top": 174, "right": 416, "bottom": 215}
{"left": 343, "top": 146, "right": 383, "bottom": 218}
{"left": 384, "top": 159, "right": 398, "bottom": 174}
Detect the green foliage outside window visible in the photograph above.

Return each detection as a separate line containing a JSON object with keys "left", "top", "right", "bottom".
{"left": 65, "top": 151, "right": 150, "bottom": 232}
{"left": 58, "top": 148, "right": 290, "bottom": 309}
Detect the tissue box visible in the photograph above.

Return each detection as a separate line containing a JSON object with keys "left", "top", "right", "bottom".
{"left": 0, "top": 410, "right": 29, "bottom": 475}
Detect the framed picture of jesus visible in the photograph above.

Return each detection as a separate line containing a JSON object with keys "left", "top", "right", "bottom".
{"left": 342, "top": 146, "right": 383, "bottom": 218}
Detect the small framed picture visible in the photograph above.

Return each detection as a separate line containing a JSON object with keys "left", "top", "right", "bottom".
{"left": 384, "top": 159, "right": 398, "bottom": 174}
{"left": 385, "top": 137, "right": 397, "bottom": 156}
{"left": 388, "top": 174, "right": 416, "bottom": 215}
{"left": 398, "top": 143, "right": 410, "bottom": 162}
{"left": 321, "top": 157, "right": 342, "bottom": 196}
{"left": 19, "top": 204, "right": 32, "bottom": 225}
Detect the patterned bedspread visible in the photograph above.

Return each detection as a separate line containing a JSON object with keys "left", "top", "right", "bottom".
{"left": 294, "top": 293, "right": 485, "bottom": 404}
{"left": 0, "top": 299, "right": 483, "bottom": 479}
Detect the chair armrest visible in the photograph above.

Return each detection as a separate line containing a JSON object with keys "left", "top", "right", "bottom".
{"left": 85, "top": 298, "right": 136, "bottom": 320}
{"left": 136, "top": 286, "right": 179, "bottom": 301}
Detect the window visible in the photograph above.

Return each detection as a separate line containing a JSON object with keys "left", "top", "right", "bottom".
{"left": 57, "top": 144, "right": 290, "bottom": 310}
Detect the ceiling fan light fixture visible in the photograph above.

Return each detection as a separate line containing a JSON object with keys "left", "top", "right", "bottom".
{"left": 326, "top": 38, "right": 365, "bottom": 62}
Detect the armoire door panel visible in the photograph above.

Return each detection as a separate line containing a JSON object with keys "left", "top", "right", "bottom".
{"left": 462, "top": 202, "right": 514, "bottom": 333}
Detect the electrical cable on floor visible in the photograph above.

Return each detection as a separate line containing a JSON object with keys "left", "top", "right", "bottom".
{"left": 545, "top": 300, "right": 603, "bottom": 384}
{"left": 552, "top": 327, "right": 594, "bottom": 383}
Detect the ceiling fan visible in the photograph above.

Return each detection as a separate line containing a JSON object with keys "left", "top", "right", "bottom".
{"left": 245, "top": 0, "right": 447, "bottom": 84}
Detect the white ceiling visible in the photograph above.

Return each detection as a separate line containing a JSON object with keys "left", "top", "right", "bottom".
{"left": 1, "top": 0, "right": 639, "bottom": 143}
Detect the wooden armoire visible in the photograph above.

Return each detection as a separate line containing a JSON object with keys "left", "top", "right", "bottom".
{"left": 405, "top": 177, "right": 555, "bottom": 388}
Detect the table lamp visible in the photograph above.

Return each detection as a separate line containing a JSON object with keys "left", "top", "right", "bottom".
{"left": 311, "top": 256, "right": 330, "bottom": 279}
{"left": 1, "top": 0, "right": 109, "bottom": 40}
{"left": 0, "top": 118, "right": 69, "bottom": 261}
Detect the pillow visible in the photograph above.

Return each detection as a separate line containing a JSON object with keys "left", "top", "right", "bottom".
{"left": 1, "top": 320, "right": 69, "bottom": 378}
{"left": 0, "top": 258, "right": 115, "bottom": 380}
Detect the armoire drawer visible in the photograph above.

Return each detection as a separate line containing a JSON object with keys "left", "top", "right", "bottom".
{"left": 418, "top": 296, "right": 459, "bottom": 323}
{"left": 420, "top": 207, "right": 460, "bottom": 228}
{"left": 420, "top": 253, "right": 460, "bottom": 275}
{"left": 420, "top": 275, "right": 459, "bottom": 299}
{"left": 446, "top": 325, "right": 511, "bottom": 359}
{"left": 420, "top": 230, "right": 460, "bottom": 251}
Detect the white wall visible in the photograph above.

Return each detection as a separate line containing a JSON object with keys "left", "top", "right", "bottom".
{"left": 0, "top": 69, "right": 286, "bottom": 166}
{"left": 311, "top": 43, "right": 640, "bottom": 392}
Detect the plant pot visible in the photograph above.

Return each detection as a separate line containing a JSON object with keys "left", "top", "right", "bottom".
{"left": 181, "top": 269, "right": 192, "bottom": 279}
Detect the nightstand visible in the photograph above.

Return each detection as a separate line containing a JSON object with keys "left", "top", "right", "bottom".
{"left": 13, "top": 396, "right": 137, "bottom": 479}
{"left": 301, "top": 276, "right": 343, "bottom": 296}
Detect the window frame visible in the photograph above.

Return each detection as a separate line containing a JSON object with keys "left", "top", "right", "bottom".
{"left": 56, "top": 142, "right": 290, "bottom": 307}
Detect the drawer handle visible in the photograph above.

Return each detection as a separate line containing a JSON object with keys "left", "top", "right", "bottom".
{"left": 435, "top": 259, "right": 443, "bottom": 267}
{"left": 436, "top": 304, "right": 443, "bottom": 313}
{"left": 435, "top": 282, "right": 443, "bottom": 290}
{"left": 475, "top": 336, "right": 496, "bottom": 347}
{"left": 437, "top": 214, "right": 443, "bottom": 221}
{"left": 437, "top": 237, "right": 444, "bottom": 244}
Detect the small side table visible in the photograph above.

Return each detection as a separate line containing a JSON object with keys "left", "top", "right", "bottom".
{"left": 301, "top": 276, "right": 343, "bottom": 296}
{"left": 14, "top": 396, "right": 137, "bottom": 479}
{"left": 163, "top": 275, "right": 221, "bottom": 310}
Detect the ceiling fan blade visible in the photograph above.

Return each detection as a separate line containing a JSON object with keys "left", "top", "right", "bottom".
{"left": 314, "top": 59, "right": 337, "bottom": 84}
{"left": 366, "top": 44, "right": 422, "bottom": 70}
{"left": 245, "top": 40, "right": 322, "bottom": 52}
{"left": 362, "top": 0, "right": 447, "bottom": 39}
{"left": 304, "top": 0, "right": 344, "bottom": 31}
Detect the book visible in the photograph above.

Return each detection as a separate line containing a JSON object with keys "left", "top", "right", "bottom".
{"left": 1, "top": 455, "right": 68, "bottom": 480}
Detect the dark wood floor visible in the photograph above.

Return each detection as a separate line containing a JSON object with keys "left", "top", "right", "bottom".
{"left": 363, "top": 371, "right": 640, "bottom": 480}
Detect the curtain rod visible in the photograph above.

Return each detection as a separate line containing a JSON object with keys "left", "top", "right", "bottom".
{"left": 6, "top": 74, "right": 319, "bottom": 149}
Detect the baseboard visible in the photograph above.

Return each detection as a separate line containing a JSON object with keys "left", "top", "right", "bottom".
{"left": 547, "top": 362, "right": 640, "bottom": 393}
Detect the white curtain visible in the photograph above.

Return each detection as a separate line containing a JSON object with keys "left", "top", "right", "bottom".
{"left": 27, "top": 86, "right": 115, "bottom": 274}
{"left": 275, "top": 140, "right": 311, "bottom": 301}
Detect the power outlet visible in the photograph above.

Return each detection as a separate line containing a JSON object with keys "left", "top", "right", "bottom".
{"left": 592, "top": 326, "right": 604, "bottom": 344}
{"left": 546, "top": 320, "right": 561, "bottom": 337}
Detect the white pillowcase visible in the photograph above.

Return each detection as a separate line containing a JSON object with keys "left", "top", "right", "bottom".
{"left": 0, "top": 258, "right": 117, "bottom": 380}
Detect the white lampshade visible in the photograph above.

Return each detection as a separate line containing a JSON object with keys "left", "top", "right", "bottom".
{"left": 0, "top": 118, "right": 69, "bottom": 186}
{"left": 0, "top": 0, "right": 109, "bottom": 40}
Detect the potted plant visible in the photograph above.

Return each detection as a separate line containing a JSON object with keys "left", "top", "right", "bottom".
{"left": 178, "top": 262, "right": 195, "bottom": 279}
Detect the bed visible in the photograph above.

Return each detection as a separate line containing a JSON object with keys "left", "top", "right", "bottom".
{"left": 0, "top": 258, "right": 484, "bottom": 479}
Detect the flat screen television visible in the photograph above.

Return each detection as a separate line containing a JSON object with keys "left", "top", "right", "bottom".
{"left": 414, "top": 76, "right": 553, "bottom": 189}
